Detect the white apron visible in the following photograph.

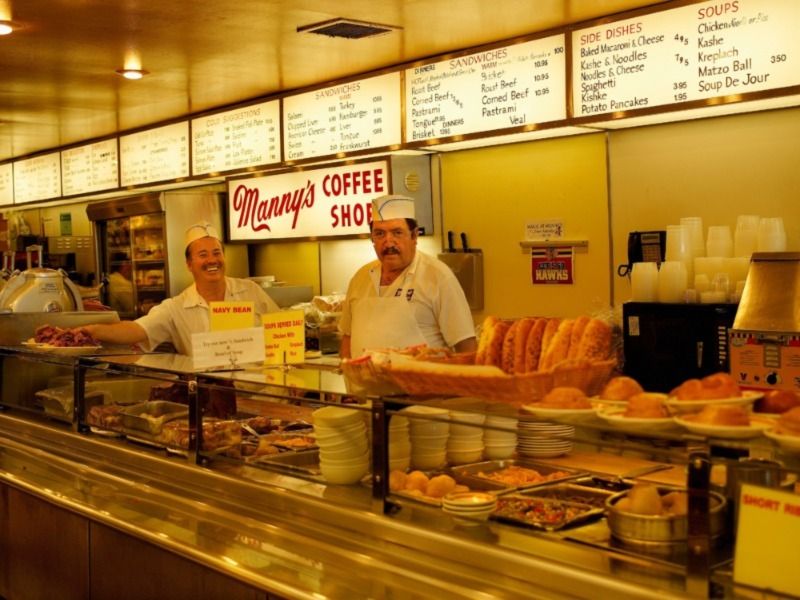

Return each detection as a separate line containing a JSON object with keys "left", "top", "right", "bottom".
{"left": 350, "top": 273, "right": 425, "bottom": 358}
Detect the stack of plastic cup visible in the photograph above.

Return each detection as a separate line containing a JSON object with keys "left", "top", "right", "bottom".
{"left": 665, "top": 225, "right": 694, "bottom": 285}
{"left": 630, "top": 262, "right": 659, "bottom": 302}
{"left": 734, "top": 215, "right": 760, "bottom": 257}
{"left": 757, "top": 217, "right": 787, "bottom": 252}
{"left": 706, "top": 226, "right": 734, "bottom": 258}
{"left": 680, "top": 217, "right": 705, "bottom": 258}
{"left": 657, "top": 261, "right": 688, "bottom": 303}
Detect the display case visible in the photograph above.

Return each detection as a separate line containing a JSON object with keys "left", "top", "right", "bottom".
{"left": 0, "top": 346, "right": 798, "bottom": 599}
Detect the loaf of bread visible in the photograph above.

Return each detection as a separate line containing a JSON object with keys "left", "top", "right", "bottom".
{"left": 500, "top": 319, "right": 522, "bottom": 373}
{"left": 484, "top": 319, "right": 512, "bottom": 367}
{"left": 539, "top": 319, "right": 575, "bottom": 371}
{"left": 575, "top": 318, "right": 612, "bottom": 362}
{"left": 523, "top": 317, "right": 548, "bottom": 372}
{"left": 511, "top": 317, "right": 537, "bottom": 374}
{"left": 567, "top": 315, "right": 591, "bottom": 360}
{"left": 475, "top": 316, "right": 500, "bottom": 365}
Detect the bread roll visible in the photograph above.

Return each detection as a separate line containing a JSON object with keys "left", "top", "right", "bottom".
{"left": 539, "top": 319, "right": 575, "bottom": 371}
{"left": 524, "top": 318, "right": 548, "bottom": 373}
{"left": 567, "top": 315, "right": 591, "bottom": 360}
{"left": 540, "top": 318, "right": 561, "bottom": 359}
{"left": 756, "top": 389, "right": 800, "bottom": 414}
{"left": 688, "top": 405, "right": 749, "bottom": 426}
{"left": 672, "top": 373, "right": 740, "bottom": 400}
{"left": 485, "top": 320, "right": 512, "bottom": 367}
{"left": 512, "top": 317, "right": 537, "bottom": 374}
{"left": 539, "top": 386, "right": 591, "bottom": 409}
{"left": 624, "top": 393, "right": 668, "bottom": 418}
{"left": 576, "top": 318, "right": 612, "bottom": 361}
{"left": 500, "top": 319, "right": 521, "bottom": 373}
{"left": 601, "top": 376, "right": 644, "bottom": 401}
{"left": 475, "top": 316, "right": 499, "bottom": 365}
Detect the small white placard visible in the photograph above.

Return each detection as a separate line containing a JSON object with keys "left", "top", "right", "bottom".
{"left": 525, "top": 219, "right": 564, "bottom": 240}
{"left": 191, "top": 327, "right": 265, "bottom": 371}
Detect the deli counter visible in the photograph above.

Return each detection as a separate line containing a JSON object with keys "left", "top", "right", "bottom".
{"left": 0, "top": 344, "right": 797, "bottom": 599}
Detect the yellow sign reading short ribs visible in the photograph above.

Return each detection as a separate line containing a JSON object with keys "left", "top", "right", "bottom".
{"left": 209, "top": 301, "right": 255, "bottom": 331}
{"left": 262, "top": 309, "right": 305, "bottom": 365}
{"left": 734, "top": 484, "right": 800, "bottom": 596}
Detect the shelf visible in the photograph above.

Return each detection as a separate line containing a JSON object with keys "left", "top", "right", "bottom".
{"left": 137, "top": 287, "right": 166, "bottom": 293}
{"left": 133, "top": 258, "right": 165, "bottom": 264}
{"left": 519, "top": 239, "right": 589, "bottom": 252}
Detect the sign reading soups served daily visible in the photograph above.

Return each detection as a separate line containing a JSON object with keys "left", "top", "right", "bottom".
{"left": 227, "top": 159, "right": 388, "bottom": 241}
{"left": 282, "top": 73, "right": 401, "bottom": 161}
{"left": 120, "top": 121, "right": 189, "bottom": 186}
{"left": 406, "top": 35, "right": 567, "bottom": 142}
{"left": 14, "top": 152, "right": 61, "bottom": 203}
{"left": 61, "top": 139, "right": 119, "bottom": 196}
{"left": 192, "top": 101, "right": 280, "bottom": 175}
{"left": 572, "top": 0, "right": 800, "bottom": 118}
{"left": 0, "top": 163, "right": 12, "bottom": 205}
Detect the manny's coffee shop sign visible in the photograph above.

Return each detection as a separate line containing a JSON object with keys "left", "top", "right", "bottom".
{"left": 227, "top": 159, "right": 389, "bottom": 241}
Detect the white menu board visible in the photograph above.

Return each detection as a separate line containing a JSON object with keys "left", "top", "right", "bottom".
{"left": 283, "top": 72, "right": 401, "bottom": 160}
{"left": 13, "top": 152, "right": 61, "bottom": 203}
{"left": 406, "top": 35, "right": 567, "bottom": 142}
{"left": 61, "top": 139, "right": 119, "bottom": 196}
{"left": 0, "top": 163, "right": 12, "bottom": 205}
{"left": 120, "top": 121, "right": 189, "bottom": 186}
{"left": 192, "top": 101, "right": 280, "bottom": 175}
{"left": 573, "top": 0, "right": 800, "bottom": 117}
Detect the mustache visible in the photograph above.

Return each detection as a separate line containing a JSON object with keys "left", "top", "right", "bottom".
{"left": 382, "top": 248, "right": 400, "bottom": 256}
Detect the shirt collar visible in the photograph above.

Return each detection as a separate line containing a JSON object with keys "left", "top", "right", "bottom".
{"left": 368, "top": 251, "right": 420, "bottom": 290}
{"left": 182, "top": 278, "right": 231, "bottom": 308}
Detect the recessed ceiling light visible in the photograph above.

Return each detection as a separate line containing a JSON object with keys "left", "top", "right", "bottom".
{"left": 116, "top": 68, "right": 149, "bottom": 80}
{"left": 0, "top": 20, "right": 14, "bottom": 35}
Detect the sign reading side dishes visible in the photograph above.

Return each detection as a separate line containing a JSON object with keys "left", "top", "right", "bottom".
{"left": 572, "top": 0, "right": 800, "bottom": 118}
{"left": 227, "top": 159, "right": 389, "bottom": 241}
{"left": 406, "top": 35, "right": 567, "bottom": 142}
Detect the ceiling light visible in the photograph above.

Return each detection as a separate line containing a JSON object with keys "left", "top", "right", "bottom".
{"left": 116, "top": 68, "right": 149, "bottom": 80}
{"left": 0, "top": 20, "right": 14, "bottom": 35}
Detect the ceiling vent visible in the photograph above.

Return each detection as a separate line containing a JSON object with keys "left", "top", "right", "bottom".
{"left": 298, "top": 18, "right": 400, "bottom": 39}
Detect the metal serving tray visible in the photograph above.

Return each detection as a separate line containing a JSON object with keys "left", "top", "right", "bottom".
{"left": 519, "top": 482, "right": 616, "bottom": 509}
{"left": 391, "top": 470, "right": 514, "bottom": 507}
{"left": 120, "top": 401, "right": 188, "bottom": 435}
{"left": 491, "top": 495, "right": 605, "bottom": 531}
{"left": 253, "top": 448, "right": 322, "bottom": 476}
{"left": 451, "top": 459, "right": 587, "bottom": 492}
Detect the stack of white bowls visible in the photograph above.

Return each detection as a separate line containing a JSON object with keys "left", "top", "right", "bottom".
{"left": 483, "top": 414, "right": 518, "bottom": 459}
{"left": 313, "top": 406, "right": 370, "bottom": 485}
{"left": 388, "top": 415, "right": 411, "bottom": 471}
{"left": 442, "top": 491, "right": 498, "bottom": 524}
{"left": 447, "top": 410, "right": 485, "bottom": 465}
{"left": 517, "top": 419, "right": 574, "bottom": 458}
{"left": 403, "top": 405, "right": 449, "bottom": 470}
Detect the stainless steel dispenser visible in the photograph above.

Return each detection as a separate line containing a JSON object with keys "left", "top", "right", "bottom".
{"left": 438, "top": 231, "right": 484, "bottom": 310}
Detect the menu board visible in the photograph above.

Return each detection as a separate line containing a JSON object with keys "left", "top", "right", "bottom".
{"left": 572, "top": 0, "right": 800, "bottom": 117}
{"left": 406, "top": 35, "right": 567, "bottom": 142}
{"left": 283, "top": 72, "right": 401, "bottom": 160}
{"left": 120, "top": 121, "right": 189, "bottom": 186}
{"left": 13, "top": 152, "right": 61, "bottom": 203}
{"left": 0, "top": 163, "right": 12, "bottom": 205}
{"left": 192, "top": 101, "right": 280, "bottom": 175}
{"left": 61, "top": 139, "right": 119, "bottom": 196}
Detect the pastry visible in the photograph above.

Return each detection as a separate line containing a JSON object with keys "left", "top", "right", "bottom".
{"left": 539, "top": 386, "right": 591, "bottom": 409}
{"left": 623, "top": 393, "right": 668, "bottom": 418}
{"left": 601, "top": 376, "right": 644, "bottom": 401}
{"left": 755, "top": 389, "right": 800, "bottom": 414}
{"left": 671, "top": 372, "right": 740, "bottom": 400}
{"left": 687, "top": 405, "right": 749, "bottom": 426}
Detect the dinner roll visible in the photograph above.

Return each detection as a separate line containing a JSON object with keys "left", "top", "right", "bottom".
{"left": 540, "top": 386, "right": 591, "bottom": 409}
{"left": 756, "top": 389, "right": 800, "bottom": 414}
{"left": 623, "top": 393, "right": 668, "bottom": 418}
{"left": 601, "top": 376, "right": 644, "bottom": 401}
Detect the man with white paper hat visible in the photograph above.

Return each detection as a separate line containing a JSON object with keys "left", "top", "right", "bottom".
{"left": 339, "top": 194, "right": 476, "bottom": 358}
{"left": 75, "top": 220, "right": 279, "bottom": 357}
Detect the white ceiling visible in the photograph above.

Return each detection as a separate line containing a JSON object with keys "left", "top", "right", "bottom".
{"left": 0, "top": 0, "right": 667, "bottom": 163}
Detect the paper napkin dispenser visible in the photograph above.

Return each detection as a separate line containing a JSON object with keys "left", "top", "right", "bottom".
{"left": 438, "top": 231, "right": 484, "bottom": 310}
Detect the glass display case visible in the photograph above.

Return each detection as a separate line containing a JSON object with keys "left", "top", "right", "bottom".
{"left": 0, "top": 345, "right": 798, "bottom": 599}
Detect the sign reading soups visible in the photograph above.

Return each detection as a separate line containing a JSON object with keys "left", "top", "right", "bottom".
{"left": 227, "top": 160, "right": 389, "bottom": 241}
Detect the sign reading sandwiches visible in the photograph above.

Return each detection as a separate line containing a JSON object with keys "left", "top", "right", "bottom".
{"left": 227, "top": 159, "right": 389, "bottom": 241}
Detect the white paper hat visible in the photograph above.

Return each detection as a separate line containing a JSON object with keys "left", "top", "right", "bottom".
{"left": 371, "top": 194, "right": 415, "bottom": 222}
{"left": 184, "top": 221, "right": 220, "bottom": 250}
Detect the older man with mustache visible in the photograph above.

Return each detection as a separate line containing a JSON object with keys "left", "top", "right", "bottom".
{"left": 79, "top": 221, "right": 279, "bottom": 356}
{"left": 339, "top": 195, "right": 477, "bottom": 358}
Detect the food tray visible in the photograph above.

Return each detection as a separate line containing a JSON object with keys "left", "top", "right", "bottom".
{"left": 251, "top": 448, "right": 322, "bottom": 476}
{"left": 36, "top": 385, "right": 108, "bottom": 421}
{"left": 120, "top": 401, "right": 189, "bottom": 435}
{"left": 520, "top": 482, "right": 616, "bottom": 509}
{"left": 391, "top": 470, "right": 514, "bottom": 507}
{"left": 451, "top": 459, "right": 587, "bottom": 492}
{"left": 491, "top": 495, "right": 604, "bottom": 531}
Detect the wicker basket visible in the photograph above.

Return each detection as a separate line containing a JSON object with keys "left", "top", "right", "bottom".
{"left": 516, "top": 359, "right": 617, "bottom": 401}
{"left": 339, "top": 356, "right": 404, "bottom": 396}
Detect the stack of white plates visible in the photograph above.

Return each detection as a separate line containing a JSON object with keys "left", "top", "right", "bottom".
{"left": 402, "top": 405, "right": 449, "bottom": 470}
{"left": 388, "top": 415, "right": 411, "bottom": 471}
{"left": 442, "top": 491, "right": 498, "bottom": 524}
{"left": 517, "top": 419, "right": 574, "bottom": 458}
{"left": 483, "top": 415, "right": 518, "bottom": 460}
{"left": 447, "top": 410, "right": 485, "bottom": 465}
{"left": 313, "top": 406, "right": 370, "bottom": 484}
